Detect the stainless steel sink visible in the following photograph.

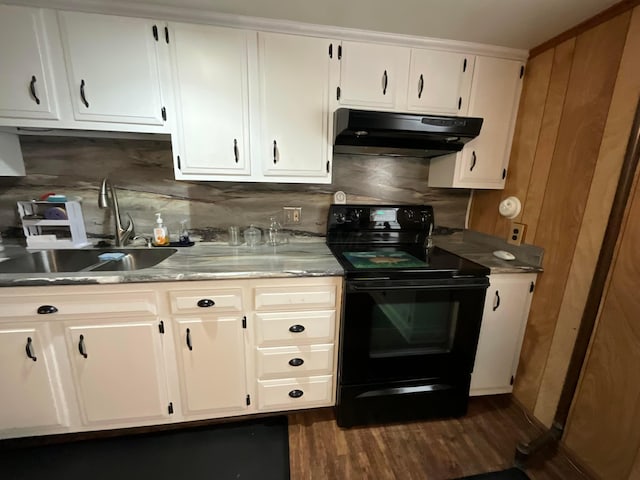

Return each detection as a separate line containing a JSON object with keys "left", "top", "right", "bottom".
{"left": 0, "top": 248, "right": 177, "bottom": 274}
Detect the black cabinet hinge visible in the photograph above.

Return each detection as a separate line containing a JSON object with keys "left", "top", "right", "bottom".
{"left": 530, "top": 281, "right": 535, "bottom": 293}
{"left": 168, "top": 402, "right": 174, "bottom": 414}
{"left": 329, "top": 43, "right": 333, "bottom": 58}
{"left": 158, "top": 320, "right": 165, "bottom": 334}
{"left": 246, "top": 394, "right": 251, "bottom": 406}
{"left": 242, "top": 316, "right": 247, "bottom": 329}
{"left": 152, "top": 25, "right": 159, "bottom": 41}
{"left": 463, "top": 58, "right": 467, "bottom": 72}
{"left": 161, "top": 106, "right": 167, "bottom": 121}
{"left": 338, "top": 45, "right": 342, "bottom": 59}
{"left": 502, "top": 168, "right": 507, "bottom": 180}
{"left": 177, "top": 155, "right": 181, "bottom": 170}
{"left": 165, "top": 26, "right": 170, "bottom": 44}
{"left": 326, "top": 161, "right": 330, "bottom": 174}
{"left": 336, "top": 86, "right": 341, "bottom": 101}
{"left": 510, "top": 376, "right": 515, "bottom": 386}
{"left": 520, "top": 65, "right": 525, "bottom": 78}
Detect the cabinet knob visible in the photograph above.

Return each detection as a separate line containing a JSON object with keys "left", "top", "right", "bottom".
{"left": 197, "top": 299, "right": 215, "bottom": 308}
{"left": 288, "top": 389, "right": 304, "bottom": 398}
{"left": 37, "top": 305, "right": 58, "bottom": 315}
{"left": 29, "top": 75, "right": 40, "bottom": 105}
{"left": 288, "top": 358, "right": 304, "bottom": 367}
{"left": 289, "top": 324, "right": 305, "bottom": 333}
{"left": 25, "top": 337, "right": 37, "bottom": 362}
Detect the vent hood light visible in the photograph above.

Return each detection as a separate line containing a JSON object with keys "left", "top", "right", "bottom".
{"left": 333, "top": 108, "right": 483, "bottom": 158}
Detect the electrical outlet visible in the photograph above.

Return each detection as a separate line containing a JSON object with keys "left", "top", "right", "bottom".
{"left": 283, "top": 207, "right": 302, "bottom": 225}
{"left": 508, "top": 222, "right": 526, "bottom": 246}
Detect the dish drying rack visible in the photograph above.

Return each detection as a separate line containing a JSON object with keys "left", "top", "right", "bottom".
{"left": 18, "top": 200, "right": 91, "bottom": 249}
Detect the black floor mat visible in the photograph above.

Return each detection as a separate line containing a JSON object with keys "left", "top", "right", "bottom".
{"left": 0, "top": 416, "right": 290, "bottom": 480}
{"left": 453, "top": 467, "right": 530, "bottom": 479}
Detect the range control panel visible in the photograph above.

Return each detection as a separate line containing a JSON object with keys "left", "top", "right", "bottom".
{"left": 327, "top": 204, "right": 434, "bottom": 233}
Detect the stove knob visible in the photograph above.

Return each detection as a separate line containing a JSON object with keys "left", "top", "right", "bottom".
{"left": 335, "top": 213, "right": 346, "bottom": 224}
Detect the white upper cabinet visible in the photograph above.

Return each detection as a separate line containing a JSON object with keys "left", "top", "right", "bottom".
{"left": 428, "top": 56, "right": 524, "bottom": 189}
{"left": 57, "top": 11, "right": 166, "bottom": 126}
{"left": 0, "top": 5, "right": 58, "bottom": 120}
{"left": 258, "top": 32, "right": 337, "bottom": 183}
{"left": 406, "top": 50, "right": 474, "bottom": 115}
{"left": 338, "top": 41, "right": 410, "bottom": 110}
{"left": 170, "top": 23, "right": 253, "bottom": 179}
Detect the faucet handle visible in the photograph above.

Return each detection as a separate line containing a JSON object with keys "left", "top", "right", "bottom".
{"left": 121, "top": 213, "right": 135, "bottom": 244}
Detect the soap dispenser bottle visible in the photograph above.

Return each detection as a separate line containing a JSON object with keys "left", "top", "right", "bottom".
{"left": 152, "top": 212, "right": 169, "bottom": 246}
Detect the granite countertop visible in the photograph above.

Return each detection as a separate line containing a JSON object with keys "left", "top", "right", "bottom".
{"left": 0, "top": 239, "right": 344, "bottom": 287}
{"left": 436, "top": 230, "right": 544, "bottom": 274}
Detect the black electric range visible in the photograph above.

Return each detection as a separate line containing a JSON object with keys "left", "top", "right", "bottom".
{"left": 326, "top": 204, "right": 489, "bottom": 427}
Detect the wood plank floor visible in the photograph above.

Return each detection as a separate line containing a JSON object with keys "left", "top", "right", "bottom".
{"left": 288, "top": 396, "right": 591, "bottom": 480}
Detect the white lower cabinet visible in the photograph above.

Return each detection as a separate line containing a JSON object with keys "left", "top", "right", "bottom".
{"left": 64, "top": 318, "right": 170, "bottom": 425}
{"left": 0, "top": 323, "right": 65, "bottom": 432}
{"left": 470, "top": 273, "right": 536, "bottom": 396}
{"left": 0, "top": 276, "right": 342, "bottom": 439}
{"left": 252, "top": 277, "right": 341, "bottom": 412}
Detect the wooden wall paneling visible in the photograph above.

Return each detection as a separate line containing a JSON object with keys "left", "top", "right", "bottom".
{"left": 563, "top": 163, "right": 640, "bottom": 480}
{"left": 512, "top": 12, "right": 631, "bottom": 412}
{"left": 520, "top": 39, "right": 576, "bottom": 243}
{"left": 468, "top": 49, "right": 554, "bottom": 238}
{"left": 534, "top": 6, "right": 640, "bottom": 427}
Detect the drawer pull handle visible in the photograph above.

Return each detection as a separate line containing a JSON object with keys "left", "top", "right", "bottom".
{"left": 37, "top": 305, "right": 58, "bottom": 315}
{"left": 78, "top": 334, "right": 88, "bottom": 359}
{"left": 288, "top": 358, "right": 304, "bottom": 367}
{"left": 25, "top": 337, "right": 37, "bottom": 362}
{"left": 493, "top": 290, "right": 501, "bottom": 311}
{"left": 289, "top": 324, "right": 305, "bottom": 333}
{"left": 186, "top": 328, "right": 193, "bottom": 351}
{"left": 288, "top": 389, "right": 304, "bottom": 399}
{"left": 197, "top": 299, "right": 215, "bottom": 308}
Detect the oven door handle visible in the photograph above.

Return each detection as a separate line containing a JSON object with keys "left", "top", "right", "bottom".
{"left": 356, "top": 384, "right": 453, "bottom": 398}
{"left": 348, "top": 280, "right": 488, "bottom": 292}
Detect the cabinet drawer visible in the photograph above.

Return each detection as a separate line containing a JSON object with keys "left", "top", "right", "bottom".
{"left": 254, "top": 284, "right": 336, "bottom": 311}
{"left": 0, "top": 288, "right": 157, "bottom": 318}
{"left": 169, "top": 288, "right": 243, "bottom": 314}
{"left": 254, "top": 310, "right": 335, "bottom": 346}
{"left": 256, "top": 375, "right": 333, "bottom": 411}
{"left": 256, "top": 344, "right": 334, "bottom": 378}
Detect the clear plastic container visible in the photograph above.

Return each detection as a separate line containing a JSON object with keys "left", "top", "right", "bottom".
{"left": 267, "top": 217, "right": 282, "bottom": 246}
{"left": 243, "top": 225, "right": 261, "bottom": 247}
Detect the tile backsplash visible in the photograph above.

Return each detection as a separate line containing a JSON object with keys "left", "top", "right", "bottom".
{"left": 0, "top": 135, "right": 470, "bottom": 242}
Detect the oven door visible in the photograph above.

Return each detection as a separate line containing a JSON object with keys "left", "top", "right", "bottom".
{"left": 340, "top": 276, "right": 488, "bottom": 385}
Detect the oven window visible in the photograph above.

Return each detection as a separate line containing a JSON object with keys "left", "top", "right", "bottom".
{"left": 368, "top": 291, "right": 459, "bottom": 358}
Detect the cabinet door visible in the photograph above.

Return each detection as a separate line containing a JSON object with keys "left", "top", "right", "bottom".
{"left": 170, "top": 23, "right": 252, "bottom": 178}
{"left": 258, "top": 32, "right": 337, "bottom": 183}
{"left": 174, "top": 316, "right": 248, "bottom": 417}
{"left": 470, "top": 273, "right": 536, "bottom": 395}
{"left": 428, "top": 56, "right": 524, "bottom": 189}
{"left": 65, "top": 318, "right": 169, "bottom": 425}
{"left": 0, "top": 6, "right": 58, "bottom": 120}
{"left": 0, "top": 324, "right": 62, "bottom": 430}
{"left": 338, "top": 41, "right": 410, "bottom": 109}
{"left": 57, "top": 11, "right": 164, "bottom": 125}
{"left": 406, "top": 50, "right": 474, "bottom": 115}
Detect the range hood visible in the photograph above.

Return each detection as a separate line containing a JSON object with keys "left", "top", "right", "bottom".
{"left": 333, "top": 108, "right": 483, "bottom": 158}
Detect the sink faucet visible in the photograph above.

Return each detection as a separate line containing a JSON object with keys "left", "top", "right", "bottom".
{"left": 98, "top": 178, "right": 134, "bottom": 247}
